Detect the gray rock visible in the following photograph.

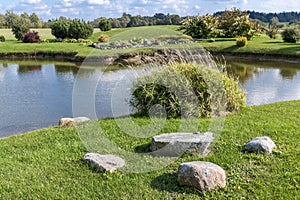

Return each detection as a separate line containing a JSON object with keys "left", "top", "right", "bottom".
{"left": 244, "top": 136, "right": 277, "bottom": 154}
{"left": 59, "top": 117, "right": 90, "bottom": 128}
{"left": 150, "top": 132, "right": 213, "bottom": 157}
{"left": 178, "top": 161, "right": 226, "bottom": 191}
{"left": 83, "top": 153, "right": 125, "bottom": 173}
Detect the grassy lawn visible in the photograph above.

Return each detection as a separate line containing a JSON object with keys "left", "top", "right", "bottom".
{"left": 200, "top": 34, "right": 300, "bottom": 58}
{"left": 0, "top": 101, "right": 299, "bottom": 199}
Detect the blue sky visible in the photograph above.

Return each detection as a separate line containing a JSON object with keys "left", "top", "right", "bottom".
{"left": 0, "top": 0, "right": 299, "bottom": 21}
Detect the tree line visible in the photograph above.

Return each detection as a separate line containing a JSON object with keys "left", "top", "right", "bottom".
{"left": 1, "top": 10, "right": 300, "bottom": 29}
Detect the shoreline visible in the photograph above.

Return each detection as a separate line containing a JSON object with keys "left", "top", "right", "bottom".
{"left": 1, "top": 47, "right": 300, "bottom": 65}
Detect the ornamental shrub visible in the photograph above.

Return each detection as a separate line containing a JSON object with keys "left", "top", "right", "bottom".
{"left": 22, "top": 31, "right": 40, "bottom": 43}
{"left": 282, "top": 27, "right": 300, "bottom": 43}
{"left": 236, "top": 36, "right": 248, "bottom": 47}
{"left": 0, "top": 35, "right": 5, "bottom": 42}
{"left": 130, "top": 63, "right": 246, "bottom": 118}
{"left": 98, "top": 34, "right": 109, "bottom": 43}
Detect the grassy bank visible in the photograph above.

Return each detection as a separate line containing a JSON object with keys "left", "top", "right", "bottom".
{"left": 1, "top": 27, "right": 300, "bottom": 61}
{"left": 0, "top": 101, "right": 299, "bottom": 199}
{"left": 200, "top": 34, "right": 300, "bottom": 59}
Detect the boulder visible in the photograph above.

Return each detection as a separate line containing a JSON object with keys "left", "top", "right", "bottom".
{"left": 178, "top": 161, "right": 226, "bottom": 191}
{"left": 59, "top": 117, "right": 90, "bottom": 128}
{"left": 150, "top": 132, "right": 213, "bottom": 157}
{"left": 83, "top": 153, "right": 125, "bottom": 173}
{"left": 243, "top": 136, "right": 276, "bottom": 154}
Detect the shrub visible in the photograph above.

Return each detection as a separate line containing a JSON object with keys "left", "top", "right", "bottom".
{"left": 68, "top": 19, "right": 93, "bottom": 39}
{"left": 282, "top": 27, "right": 300, "bottom": 43}
{"left": 22, "top": 31, "right": 40, "bottom": 43}
{"left": 130, "top": 63, "right": 246, "bottom": 118}
{"left": 99, "top": 19, "right": 112, "bottom": 31}
{"left": 0, "top": 35, "right": 5, "bottom": 42}
{"left": 50, "top": 19, "right": 70, "bottom": 39}
{"left": 98, "top": 34, "right": 109, "bottom": 43}
{"left": 236, "top": 36, "right": 248, "bottom": 47}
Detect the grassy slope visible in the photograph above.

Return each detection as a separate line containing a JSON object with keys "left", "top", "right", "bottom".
{"left": 200, "top": 34, "right": 300, "bottom": 58}
{"left": 0, "top": 26, "right": 183, "bottom": 58}
{"left": 0, "top": 101, "right": 299, "bottom": 199}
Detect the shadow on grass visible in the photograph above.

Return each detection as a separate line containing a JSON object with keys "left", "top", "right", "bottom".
{"left": 134, "top": 143, "right": 152, "bottom": 153}
{"left": 218, "top": 45, "right": 240, "bottom": 52}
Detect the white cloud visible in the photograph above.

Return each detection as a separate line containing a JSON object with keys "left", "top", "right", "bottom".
{"left": 87, "top": 0, "right": 110, "bottom": 5}
{"left": 21, "top": 0, "right": 41, "bottom": 4}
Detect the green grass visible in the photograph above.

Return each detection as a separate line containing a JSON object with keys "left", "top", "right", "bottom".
{"left": 0, "top": 101, "right": 299, "bottom": 199}
{"left": 200, "top": 34, "right": 300, "bottom": 58}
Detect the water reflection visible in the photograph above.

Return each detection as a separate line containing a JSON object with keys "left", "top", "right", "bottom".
{"left": 226, "top": 59, "right": 300, "bottom": 105}
{"left": 0, "top": 59, "right": 300, "bottom": 136}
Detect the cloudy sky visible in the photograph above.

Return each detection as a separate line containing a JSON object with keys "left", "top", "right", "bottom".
{"left": 0, "top": 0, "right": 299, "bottom": 21}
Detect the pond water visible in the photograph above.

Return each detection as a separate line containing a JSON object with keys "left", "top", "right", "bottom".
{"left": 0, "top": 58, "right": 300, "bottom": 137}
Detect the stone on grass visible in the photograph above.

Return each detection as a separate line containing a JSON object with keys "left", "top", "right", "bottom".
{"left": 243, "top": 136, "right": 276, "bottom": 154}
{"left": 178, "top": 161, "right": 226, "bottom": 191}
{"left": 59, "top": 117, "right": 90, "bottom": 128}
{"left": 83, "top": 153, "right": 125, "bottom": 173}
{"left": 150, "top": 132, "right": 213, "bottom": 157}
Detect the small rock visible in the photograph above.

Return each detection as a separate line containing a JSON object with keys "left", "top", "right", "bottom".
{"left": 178, "top": 161, "right": 226, "bottom": 191}
{"left": 208, "top": 38, "right": 215, "bottom": 42}
{"left": 59, "top": 117, "right": 90, "bottom": 128}
{"left": 243, "top": 136, "right": 277, "bottom": 154}
{"left": 150, "top": 132, "right": 213, "bottom": 157}
{"left": 83, "top": 153, "right": 125, "bottom": 173}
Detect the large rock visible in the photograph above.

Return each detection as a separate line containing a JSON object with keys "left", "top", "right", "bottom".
{"left": 83, "top": 153, "right": 125, "bottom": 173}
{"left": 59, "top": 117, "right": 90, "bottom": 128}
{"left": 150, "top": 132, "right": 213, "bottom": 157}
{"left": 243, "top": 136, "right": 276, "bottom": 154}
{"left": 178, "top": 161, "right": 226, "bottom": 191}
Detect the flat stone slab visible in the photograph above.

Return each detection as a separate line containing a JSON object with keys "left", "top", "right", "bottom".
{"left": 243, "top": 136, "right": 276, "bottom": 154}
{"left": 83, "top": 153, "right": 125, "bottom": 173}
{"left": 59, "top": 117, "right": 90, "bottom": 128}
{"left": 178, "top": 161, "right": 226, "bottom": 191}
{"left": 150, "top": 132, "right": 213, "bottom": 157}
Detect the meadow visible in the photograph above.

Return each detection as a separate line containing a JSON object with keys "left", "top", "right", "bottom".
{"left": 0, "top": 26, "right": 299, "bottom": 59}
{"left": 0, "top": 100, "right": 299, "bottom": 199}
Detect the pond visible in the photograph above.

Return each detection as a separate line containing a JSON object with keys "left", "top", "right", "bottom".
{"left": 0, "top": 58, "right": 300, "bottom": 137}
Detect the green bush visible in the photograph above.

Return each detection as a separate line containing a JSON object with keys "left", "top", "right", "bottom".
{"left": 68, "top": 19, "right": 93, "bottom": 39}
{"left": 130, "top": 63, "right": 246, "bottom": 118}
{"left": 50, "top": 19, "right": 70, "bottom": 39}
{"left": 50, "top": 19, "right": 93, "bottom": 40}
{"left": 0, "top": 35, "right": 5, "bottom": 42}
{"left": 98, "top": 34, "right": 110, "bottom": 43}
{"left": 236, "top": 36, "right": 248, "bottom": 47}
{"left": 99, "top": 19, "right": 112, "bottom": 31}
{"left": 282, "top": 27, "right": 300, "bottom": 43}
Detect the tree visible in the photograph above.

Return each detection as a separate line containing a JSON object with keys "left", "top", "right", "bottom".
{"left": 219, "top": 8, "right": 259, "bottom": 39}
{"left": 266, "top": 17, "right": 279, "bottom": 39}
{"left": 98, "top": 18, "right": 112, "bottom": 31}
{"left": 4, "top": 10, "right": 19, "bottom": 28}
{"left": 282, "top": 27, "right": 300, "bottom": 43}
{"left": 179, "top": 14, "right": 219, "bottom": 38}
{"left": 30, "top": 13, "right": 40, "bottom": 28}
{"left": 11, "top": 18, "right": 30, "bottom": 40}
